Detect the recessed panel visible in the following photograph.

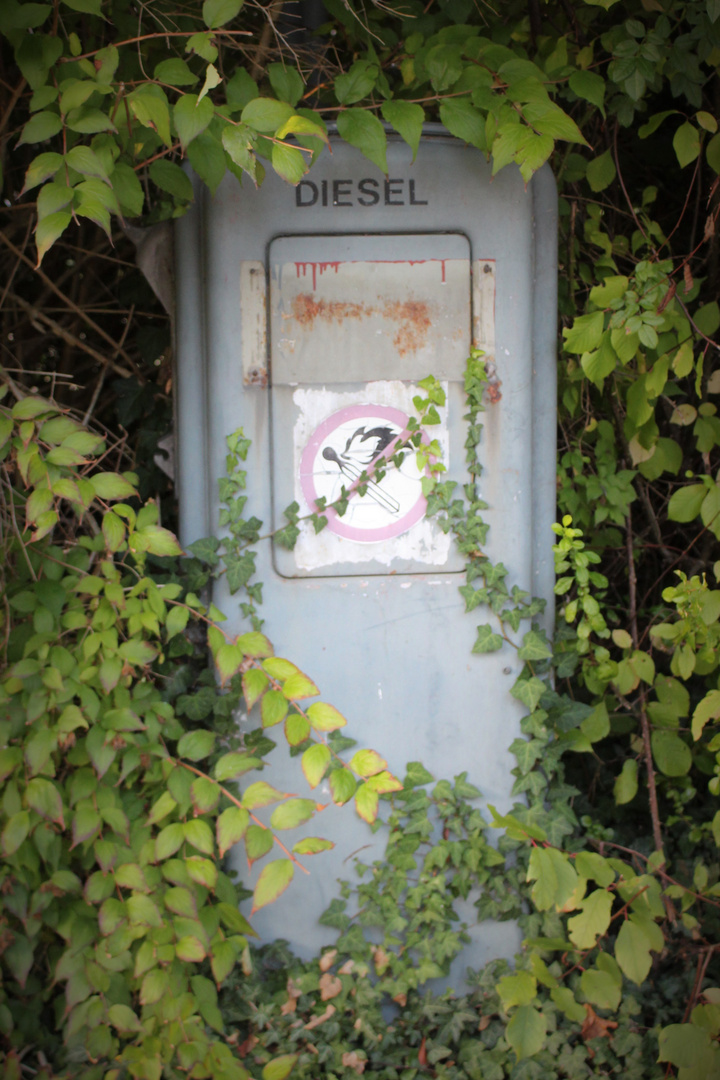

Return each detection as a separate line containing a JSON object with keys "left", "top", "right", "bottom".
{"left": 269, "top": 233, "right": 471, "bottom": 384}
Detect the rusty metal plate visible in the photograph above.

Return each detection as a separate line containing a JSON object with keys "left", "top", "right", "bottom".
{"left": 269, "top": 234, "right": 471, "bottom": 385}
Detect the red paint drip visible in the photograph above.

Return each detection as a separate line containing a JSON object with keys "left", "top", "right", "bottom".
{"left": 294, "top": 262, "right": 342, "bottom": 290}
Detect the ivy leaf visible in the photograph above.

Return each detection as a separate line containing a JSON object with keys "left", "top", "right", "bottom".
{"left": 472, "top": 624, "right": 503, "bottom": 653}
{"left": 251, "top": 859, "right": 294, "bottom": 913}
{"left": 336, "top": 109, "right": 387, "bottom": 174}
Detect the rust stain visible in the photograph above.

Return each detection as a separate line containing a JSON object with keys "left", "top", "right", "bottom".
{"left": 483, "top": 357, "right": 502, "bottom": 404}
{"left": 244, "top": 366, "right": 268, "bottom": 387}
{"left": 383, "top": 299, "right": 431, "bottom": 357}
{"left": 291, "top": 294, "right": 369, "bottom": 326}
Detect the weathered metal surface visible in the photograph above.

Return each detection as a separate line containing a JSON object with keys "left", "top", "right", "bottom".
{"left": 240, "top": 261, "right": 267, "bottom": 386}
{"left": 174, "top": 129, "right": 558, "bottom": 978}
{"left": 270, "top": 234, "right": 471, "bottom": 385}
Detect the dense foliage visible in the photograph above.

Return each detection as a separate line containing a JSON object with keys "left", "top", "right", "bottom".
{"left": 4, "top": 0, "right": 720, "bottom": 1077}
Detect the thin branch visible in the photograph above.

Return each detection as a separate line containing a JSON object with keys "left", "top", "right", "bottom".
{"left": 0, "top": 232, "right": 141, "bottom": 377}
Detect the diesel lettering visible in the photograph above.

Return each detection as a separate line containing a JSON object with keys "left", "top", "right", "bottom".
{"left": 295, "top": 177, "right": 428, "bottom": 208}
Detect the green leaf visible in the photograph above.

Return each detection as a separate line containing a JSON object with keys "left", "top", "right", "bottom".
{"left": 90, "top": 472, "right": 136, "bottom": 500}
{"left": 692, "top": 689, "right": 720, "bottom": 740}
{"left": 551, "top": 985, "right": 585, "bottom": 1022}
{"left": 126, "top": 893, "right": 163, "bottom": 927}
{"left": 174, "top": 93, "right": 215, "bottom": 150}
{"left": 262, "top": 1055, "right": 298, "bottom": 1080}
{"left": 183, "top": 818, "right": 215, "bottom": 855}
{"left": 155, "top": 822, "right": 185, "bottom": 860}
{"left": 658, "top": 1023, "right": 712, "bottom": 1068}
{"left": 337, "top": 109, "right": 387, "bottom": 174}
{"left": 293, "top": 836, "right": 334, "bottom": 855}
{"left": 242, "top": 781, "right": 287, "bottom": 809}
{"left": 498, "top": 971, "right": 537, "bottom": 1008}
{"left": 302, "top": 744, "right": 331, "bottom": 788}
{"left": 238, "top": 631, "right": 273, "bottom": 657}
{"left": 568, "top": 888, "right": 613, "bottom": 948}
{"left": 335, "top": 60, "right": 379, "bottom": 104}
{"left": 35, "top": 210, "right": 71, "bottom": 264}
{"left": 164, "top": 885, "right": 197, "bottom": 917}
{"left": 134, "top": 523, "right": 183, "bottom": 556}
{"left": 140, "top": 967, "right": 169, "bottom": 1005}
{"left": 354, "top": 781, "right": 379, "bottom": 823}
{"left": 518, "top": 629, "right": 552, "bottom": 661}
{"left": 668, "top": 482, "right": 706, "bottom": 523}
{"left": 65, "top": 145, "right": 110, "bottom": 181}
{"left": 329, "top": 768, "right": 356, "bottom": 805}
{"left": 203, "top": 0, "right": 242, "bottom": 28}
{"left": 673, "top": 121, "right": 701, "bottom": 168}
{"left": 176, "top": 935, "right": 206, "bottom": 962}
{"left": 217, "top": 806, "right": 250, "bottom": 856}
{"left": 242, "top": 97, "right": 295, "bottom": 134}
{"left": 243, "top": 667, "right": 269, "bottom": 709}
{"left": 651, "top": 730, "right": 692, "bottom": 776}
{"left": 586, "top": 148, "right": 616, "bottom": 192}
{"left": 178, "top": 729, "right": 216, "bottom": 761}
{"left": 349, "top": 749, "right": 387, "bottom": 777}
{"left": 272, "top": 142, "right": 308, "bottom": 184}
{"left": 283, "top": 672, "right": 319, "bottom": 700}
{"left": 472, "top": 624, "right": 503, "bottom": 653}
{"left": 154, "top": 58, "right": 199, "bottom": 87}
{"left": 615, "top": 918, "right": 654, "bottom": 984}
{"left": 268, "top": 63, "right": 304, "bottom": 106}
{"left": 527, "top": 846, "right": 578, "bottom": 911}
{"left": 563, "top": 310, "right": 605, "bottom": 353}
{"left": 579, "top": 967, "right": 621, "bottom": 1010}
{"left": 215, "top": 752, "right": 260, "bottom": 781}
{"left": 252, "top": 859, "right": 294, "bottom": 912}
{"left": 568, "top": 70, "right": 605, "bottom": 114}
{"left": 245, "top": 824, "right": 274, "bottom": 864}
{"left": 2, "top": 811, "right": 30, "bottom": 856}
{"left": 107, "top": 1003, "right": 141, "bottom": 1034}
{"left": 262, "top": 689, "right": 289, "bottom": 728}
{"left": 21, "top": 151, "right": 63, "bottom": 193}
{"left": 506, "top": 1005, "right": 547, "bottom": 1061}
{"left": 306, "top": 702, "right": 346, "bottom": 731}
{"left": 25, "top": 778, "right": 64, "bottom": 825}
{"left": 380, "top": 100, "right": 424, "bottom": 161}
{"left": 19, "top": 110, "right": 62, "bottom": 145}
{"left": 187, "top": 131, "right": 226, "bottom": 195}
{"left": 439, "top": 98, "right": 486, "bottom": 151}
{"left": 270, "top": 798, "right": 316, "bottom": 830}
{"left": 149, "top": 159, "right": 194, "bottom": 201}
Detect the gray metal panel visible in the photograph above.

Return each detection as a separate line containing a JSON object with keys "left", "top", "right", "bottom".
{"left": 174, "top": 131, "right": 556, "bottom": 974}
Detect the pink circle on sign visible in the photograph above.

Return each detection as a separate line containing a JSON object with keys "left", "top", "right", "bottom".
{"left": 299, "top": 404, "right": 428, "bottom": 544}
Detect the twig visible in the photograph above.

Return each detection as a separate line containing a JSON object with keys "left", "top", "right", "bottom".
{"left": 61, "top": 29, "right": 252, "bottom": 63}
{"left": 9, "top": 292, "right": 137, "bottom": 381}
{"left": 0, "top": 232, "right": 141, "bottom": 377}
{"left": 0, "top": 77, "right": 27, "bottom": 138}
{"left": 0, "top": 216, "right": 33, "bottom": 312}
{"left": 83, "top": 304, "right": 135, "bottom": 425}
{"left": 626, "top": 502, "right": 665, "bottom": 859}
